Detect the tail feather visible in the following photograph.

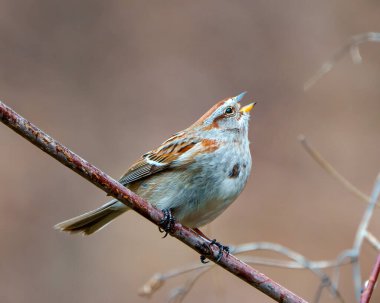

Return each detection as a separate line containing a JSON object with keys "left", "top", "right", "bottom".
{"left": 54, "top": 200, "right": 128, "bottom": 235}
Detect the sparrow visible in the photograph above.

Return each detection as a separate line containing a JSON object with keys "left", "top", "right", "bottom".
{"left": 55, "top": 93, "right": 255, "bottom": 256}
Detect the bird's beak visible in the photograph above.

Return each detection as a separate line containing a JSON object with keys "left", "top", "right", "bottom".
{"left": 239, "top": 102, "right": 256, "bottom": 114}
{"left": 234, "top": 91, "right": 247, "bottom": 103}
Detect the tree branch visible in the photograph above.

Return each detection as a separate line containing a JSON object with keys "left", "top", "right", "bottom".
{"left": 0, "top": 100, "right": 307, "bottom": 303}
{"left": 361, "top": 253, "right": 380, "bottom": 303}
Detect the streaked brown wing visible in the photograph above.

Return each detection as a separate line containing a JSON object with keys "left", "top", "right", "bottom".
{"left": 118, "top": 158, "right": 166, "bottom": 185}
{"left": 118, "top": 133, "right": 200, "bottom": 185}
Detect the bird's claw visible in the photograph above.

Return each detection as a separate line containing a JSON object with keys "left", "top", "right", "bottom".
{"left": 200, "top": 239, "right": 229, "bottom": 263}
{"left": 158, "top": 208, "right": 175, "bottom": 238}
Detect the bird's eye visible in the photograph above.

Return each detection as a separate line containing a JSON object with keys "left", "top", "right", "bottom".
{"left": 224, "top": 107, "right": 234, "bottom": 115}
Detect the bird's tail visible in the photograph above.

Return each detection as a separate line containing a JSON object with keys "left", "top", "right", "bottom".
{"left": 54, "top": 199, "right": 128, "bottom": 235}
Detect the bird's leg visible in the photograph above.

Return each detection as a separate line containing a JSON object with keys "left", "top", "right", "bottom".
{"left": 210, "top": 239, "right": 230, "bottom": 262}
{"left": 158, "top": 208, "right": 175, "bottom": 238}
{"left": 193, "top": 228, "right": 211, "bottom": 240}
{"left": 194, "top": 228, "right": 229, "bottom": 264}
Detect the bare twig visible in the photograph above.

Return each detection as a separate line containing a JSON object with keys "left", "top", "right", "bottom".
{"left": 139, "top": 265, "right": 212, "bottom": 303}
{"left": 141, "top": 241, "right": 352, "bottom": 301}
{"left": 365, "top": 231, "right": 380, "bottom": 252}
{"left": 329, "top": 249, "right": 357, "bottom": 296}
{"left": 139, "top": 264, "right": 208, "bottom": 298}
{"left": 0, "top": 100, "right": 307, "bottom": 303}
{"left": 299, "top": 135, "right": 380, "bottom": 300}
{"left": 168, "top": 267, "right": 212, "bottom": 303}
{"left": 230, "top": 242, "right": 343, "bottom": 302}
{"left": 352, "top": 175, "right": 380, "bottom": 301}
{"left": 304, "top": 32, "right": 380, "bottom": 90}
{"left": 138, "top": 273, "right": 165, "bottom": 298}
{"left": 240, "top": 256, "right": 352, "bottom": 270}
{"left": 298, "top": 135, "right": 375, "bottom": 206}
{"left": 361, "top": 254, "right": 380, "bottom": 303}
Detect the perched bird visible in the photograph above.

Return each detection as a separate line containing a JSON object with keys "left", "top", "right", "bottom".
{"left": 55, "top": 93, "right": 255, "bottom": 244}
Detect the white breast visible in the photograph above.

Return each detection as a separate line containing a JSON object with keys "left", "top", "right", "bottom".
{"left": 176, "top": 140, "right": 252, "bottom": 227}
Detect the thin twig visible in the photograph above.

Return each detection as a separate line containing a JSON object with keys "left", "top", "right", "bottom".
{"left": 141, "top": 241, "right": 352, "bottom": 301}
{"left": 361, "top": 254, "right": 380, "bottom": 303}
{"left": 365, "top": 231, "right": 380, "bottom": 252}
{"left": 304, "top": 32, "right": 380, "bottom": 90}
{"left": 139, "top": 264, "right": 208, "bottom": 297}
{"left": 330, "top": 249, "right": 357, "bottom": 296}
{"left": 298, "top": 135, "right": 375, "bottom": 206}
{"left": 168, "top": 267, "right": 212, "bottom": 303}
{"left": 240, "top": 256, "right": 352, "bottom": 270}
{"left": 138, "top": 273, "right": 165, "bottom": 298}
{"left": 234, "top": 242, "right": 343, "bottom": 301}
{"left": 0, "top": 100, "right": 307, "bottom": 303}
{"left": 298, "top": 135, "right": 380, "bottom": 301}
{"left": 352, "top": 175, "right": 380, "bottom": 301}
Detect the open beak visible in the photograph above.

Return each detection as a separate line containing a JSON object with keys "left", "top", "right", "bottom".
{"left": 234, "top": 91, "right": 247, "bottom": 103}
{"left": 239, "top": 102, "right": 256, "bottom": 114}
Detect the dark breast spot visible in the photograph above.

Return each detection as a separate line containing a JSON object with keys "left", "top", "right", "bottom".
{"left": 228, "top": 163, "right": 240, "bottom": 178}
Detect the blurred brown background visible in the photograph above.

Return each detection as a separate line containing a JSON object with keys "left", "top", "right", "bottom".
{"left": 1, "top": 1, "right": 380, "bottom": 302}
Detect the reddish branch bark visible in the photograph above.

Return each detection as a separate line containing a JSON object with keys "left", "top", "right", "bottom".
{"left": 0, "top": 100, "right": 307, "bottom": 303}
{"left": 361, "top": 253, "right": 380, "bottom": 303}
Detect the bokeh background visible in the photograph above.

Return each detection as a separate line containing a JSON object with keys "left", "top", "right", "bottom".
{"left": 1, "top": 1, "right": 380, "bottom": 302}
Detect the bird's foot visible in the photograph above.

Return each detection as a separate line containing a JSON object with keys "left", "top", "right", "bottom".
{"left": 200, "top": 239, "right": 229, "bottom": 264}
{"left": 158, "top": 208, "right": 175, "bottom": 238}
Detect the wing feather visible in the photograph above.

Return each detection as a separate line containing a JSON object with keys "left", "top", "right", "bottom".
{"left": 118, "top": 133, "right": 200, "bottom": 185}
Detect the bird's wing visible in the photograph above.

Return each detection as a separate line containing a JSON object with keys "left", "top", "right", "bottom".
{"left": 118, "top": 132, "right": 201, "bottom": 185}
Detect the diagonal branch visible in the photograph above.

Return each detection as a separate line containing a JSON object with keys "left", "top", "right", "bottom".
{"left": 0, "top": 100, "right": 307, "bottom": 303}
{"left": 361, "top": 253, "right": 380, "bottom": 303}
